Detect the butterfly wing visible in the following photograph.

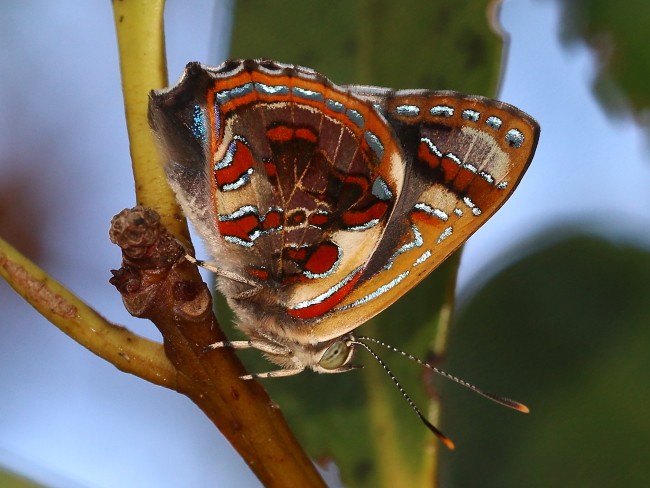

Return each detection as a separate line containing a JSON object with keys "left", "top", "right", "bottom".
{"left": 309, "top": 86, "right": 540, "bottom": 340}
{"left": 150, "top": 60, "right": 538, "bottom": 346}
{"left": 149, "top": 61, "right": 407, "bottom": 336}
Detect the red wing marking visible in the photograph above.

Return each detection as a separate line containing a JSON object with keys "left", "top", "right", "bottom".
{"left": 286, "top": 266, "right": 364, "bottom": 319}
{"left": 308, "top": 212, "right": 329, "bottom": 227}
{"left": 418, "top": 139, "right": 465, "bottom": 183}
{"left": 451, "top": 164, "right": 474, "bottom": 192}
{"left": 267, "top": 125, "right": 294, "bottom": 143}
{"left": 214, "top": 139, "right": 255, "bottom": 191}
{"left": 261, "top": 209, "right": 283, "bottom": 230}
{"left": 465, "top": 177, "right": 494, "bottom": 206}
{"left": 341, "top": 174, "right": 370, "bottom": 193}
{"left": 264, "top": 160, "right": 278, "bottom": 177}
{"left": 246, "top": 266, "right": 270, "bottom": 281}
{"left": 285, "top": 247, "right": 308, "bottom": 262}
{"left": 418, "top": 141, "right": 440, "bottom": 168}
{"left": 303, "top": 241, "right": 341, "bottom": 277}
{"left": 217, "top": 213, "right": 259, "bottom": 244}
{"left": 295, "top": 127, "right": 318, "bottom": 143}
{"left": 440, "top": 155, "right": 462, "bottom": 183}
{"left": 267, "top": 125, "right": 318, "bottom": 144}
{"left": 411, "top": 205, "right": 448, "bottom": 226}
{"left": 218, "top": 206, "right": 284, "bottom": 247}
{"left": 283, "top": 241, "right": 342, "bottom": 280}
{"left": 342, "top": 201, "right": 389, "bottom": 229}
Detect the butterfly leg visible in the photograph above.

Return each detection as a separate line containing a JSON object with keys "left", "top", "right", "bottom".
{"left": 206, "top": 337, "right": 292, "bottom": 356}
{"left": 185, "top": 254, "right": 262, "bottom": 298}
{"left": 206, "top": 338, "right": 303, "bottom": 379}
{"left": 240, "top": 368, "right": 305, "bottom": 380}
{"left": 205, "top": 340, "right": 258, "bottom": 350}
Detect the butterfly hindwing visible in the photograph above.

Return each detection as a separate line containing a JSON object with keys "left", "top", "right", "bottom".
{"left": 149, "top": 61, "right": 407, "bottom": 333}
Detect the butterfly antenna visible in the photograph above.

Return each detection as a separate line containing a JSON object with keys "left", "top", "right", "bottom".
{"left": 350, "top": 340, "right": 455, "bottom": 450}
{"left": 358, "top": 336, "right": 529, "bottom": 414}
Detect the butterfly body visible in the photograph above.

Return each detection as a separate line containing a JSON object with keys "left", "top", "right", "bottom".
{"left": 149, "top": 59, "right": 539, "bottom": 376}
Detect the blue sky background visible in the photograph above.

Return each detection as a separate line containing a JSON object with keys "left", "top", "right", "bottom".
{"left": 1, "top": 0, "right": 648, "bottom": 486}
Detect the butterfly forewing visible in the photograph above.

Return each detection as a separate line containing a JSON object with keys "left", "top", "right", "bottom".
{"left": 310, "top": 90, "right": 539, "bottom": 339}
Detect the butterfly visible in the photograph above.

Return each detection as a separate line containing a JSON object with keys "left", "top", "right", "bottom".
{"left": 149, "top": 59, "right": 539, "bottom": 447}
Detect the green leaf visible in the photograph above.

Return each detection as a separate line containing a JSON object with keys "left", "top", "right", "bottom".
{"left": 230, "top": 0, "right": 501, "bottom": 93}
{"left": 442, "top": 231, "right": 650, "bottom": 487}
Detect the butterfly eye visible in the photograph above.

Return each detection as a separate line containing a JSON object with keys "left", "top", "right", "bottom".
{"left": 319, "top": 340, "right": 350, "bottom": 370}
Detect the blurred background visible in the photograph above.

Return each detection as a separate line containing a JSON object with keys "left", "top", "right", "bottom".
{"left": 1, "top": 0, "right": 648, "bottom": 487}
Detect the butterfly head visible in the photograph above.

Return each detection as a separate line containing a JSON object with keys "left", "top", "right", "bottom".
{"left": 238, "top": 320, "right": 359, "bottom": 376}
{"left": 312, "top": 334, "right": 358, "bottom": 373}
{"left": 282, "top": 335, "right": 358, "bottom": 375}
